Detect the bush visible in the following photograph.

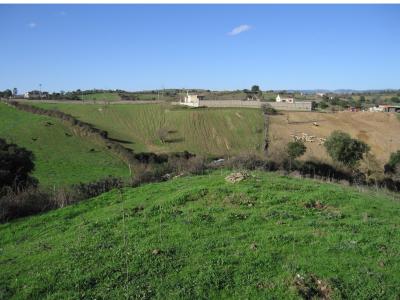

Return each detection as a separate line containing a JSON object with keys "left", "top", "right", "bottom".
{"left": 225, "top": 154, "right": 278, "bottom": 171}
{"left": 384, "top": 150, "right": 400, "bottom": 181}
{"left": 261, "top": 104, "right": 277, "bottom": 115}
{"left": 324, "top": 131, "right": 370, "bottom": 168}
{"left": 0, "top": 188, "right": 53, "bottom": 222}
{"left": 318, "top": 101, "right": 329, "bottom": 109}
{"left": 0, "top": 138, "right": 37, "bottom": 193}
{"left": 384, "top": 150, "right": 400, "bottom": 174}
{"left": 71, "top": 177, "right": 124, "bottom": 200}
{"left": 287, "top": 141, "right": 306, "bottom": 160}
{"left": 185, "top": 156, "right": 207, "bottom": 175}
{"left": 0, "top": 176, "right": 125, "bottom": 222}
{"left": 225, "top": 154, "right": 266, "bottom": 170}
{"left": 132, "top": 163, "right": 171, "bottom": 186}
{"left": 298, "top": 160, "right": 350, "bottom": 181}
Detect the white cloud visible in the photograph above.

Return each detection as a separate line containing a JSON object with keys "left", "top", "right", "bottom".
{"left": 28, "top": 22, "right": 37, "bottom": 29}
{"left": 228, "top": 24, "right": 252, "bottom": 36}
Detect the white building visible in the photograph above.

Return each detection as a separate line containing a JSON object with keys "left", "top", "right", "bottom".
{"left": 181, "top": 92, "right": 204, "bottom": 107}
{"left": 24, "top": 91, "right": 48, "bottom": 99}
{"left": 369, "top": 106, "right": 384, "bottom": 112}
{"left": 276, "top": 94, "right": 294, "bottom": 103}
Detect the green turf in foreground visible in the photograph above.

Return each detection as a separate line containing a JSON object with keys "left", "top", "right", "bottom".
{"left": 1, "top": 170, "right": 399, "bottom": 299}
{"left": 0, "top": 103, "right": 129, "bottom": 186}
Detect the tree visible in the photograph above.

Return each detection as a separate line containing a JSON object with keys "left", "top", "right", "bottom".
{"left": 0, "top": 138, "right": 36, "bottom": 192}
{"left": 318, "top": 101, "right": 329, "bottom": 109}
{"left": 384, "top": 150, "right": 400, "bottom": 175}
{"left": 13, "top": 88, "right": 18, "bottom": 97}
{"left": 287, "top": 141, "right": 307, "bottom": 160}
{"left": 251, "top": 85, "right": 260, "bottom": 93}
{"left": 3, "top": 89, "right": 12, "bottom": 98}
{"left": 324, "top": 131, "right": 370, "bottom": 168}
{"left": 390, "top": 96, "right": 400, "bottom": 103}
{"left": 286, "top": 141, "right": 306, "bottom": 170}
{"left": 261, "top": 104, "right": 277, "bottom": 115}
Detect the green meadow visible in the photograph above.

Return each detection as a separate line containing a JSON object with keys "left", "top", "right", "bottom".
{"left": 34, "top": 103, "right": 265, "bottom": 156}
{"left": 1, "top": 170, "right": 399, "bottom": 299}
{"left": 79, "top": 92, "right": 121, "bottom": 101}
{"left": 0, "top": 103, "right": 129, "bottom": 187}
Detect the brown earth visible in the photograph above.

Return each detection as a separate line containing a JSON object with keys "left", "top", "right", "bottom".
{"left": 268, "top": 111, "right": 400, "bottom": 167}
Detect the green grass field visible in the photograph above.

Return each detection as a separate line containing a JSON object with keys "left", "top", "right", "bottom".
{"left": 34, "top": 103, "right": 265, "bottom": 156}
{"left": 1, "top": 170, "right": 399, "bottom": 299}
{"left": 0, "top": 103, "right": 129, "bottom": 187}
{"left": 79, "top": 92, "right": 121, "bottom": 101}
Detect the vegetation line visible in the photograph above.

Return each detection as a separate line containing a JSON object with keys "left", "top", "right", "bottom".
{"left": 262, "top": 111, "right": 269, "bottom": 155}
{"left": 5, "top": 100, "right": 138, "bottom": 168}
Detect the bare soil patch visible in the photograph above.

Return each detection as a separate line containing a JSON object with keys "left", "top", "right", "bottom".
{"left": 269, "top": 111, "right": 400, "bottom": 167}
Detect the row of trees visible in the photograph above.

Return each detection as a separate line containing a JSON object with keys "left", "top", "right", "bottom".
{"left": 0, "top": 89, "right": 17, "bottom": 98}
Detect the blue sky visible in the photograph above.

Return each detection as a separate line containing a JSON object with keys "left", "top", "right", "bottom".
{"left": 1, "top": 4, "right": 400, "bottom": 92}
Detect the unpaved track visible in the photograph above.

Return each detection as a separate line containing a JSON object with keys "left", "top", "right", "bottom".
{"left": 269, "top": 111, "right": 400, "bottom": 166}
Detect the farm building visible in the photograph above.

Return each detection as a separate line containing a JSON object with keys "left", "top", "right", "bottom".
{"left": 276, "top": 94, "right": 294, "bottom": 103}
{"left": 24, "top": 91, "right": 48, "bottom": 99}
{"left": 181, "top": 92, "right": 204, "bottom": 107}
{"left": 369, "top": 105, "right": 400, "bottom": 113}
{"left": 177, "top": 96, "right": 312, "bottom": 111}
{"left": 177, "top": 92, "right": 311, "bottom": 111}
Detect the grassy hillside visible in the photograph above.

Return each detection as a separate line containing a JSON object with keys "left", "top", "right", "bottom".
{"left": 34, "top": 103, "right": 265, "bottom": 156}
{"left": 79, "top": 92, "right": 121, "bottom": 101}
{"left": 0, "top": 103, "right": 129, "bottom": 187}
{"left": 1, "top": 170, "right": 399, "bottom": 299}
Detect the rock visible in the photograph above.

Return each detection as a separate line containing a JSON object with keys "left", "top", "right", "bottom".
{"left": 152, "top": 249, "right": 161, "bottom": 255}
{"left": 173, "top": 173, "right": 184, "bottom": 179}
{"left": 225, "top": 172, "right": 250, "bottom": 183}
{"left": 250, "top": 243, "right": 258, "bottom": 251}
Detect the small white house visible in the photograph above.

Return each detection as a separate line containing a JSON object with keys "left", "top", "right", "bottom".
{"left": 24, "top": 91, "right": 48, "bottom": 99}
{"left": 369, "top": 106, "right": 384, "bottom": 112}
{"left": 181, "top": 92, "right": 204, "bottom": 107}
{"left": 276, "top": 94, "right": 294, "bottom": 103}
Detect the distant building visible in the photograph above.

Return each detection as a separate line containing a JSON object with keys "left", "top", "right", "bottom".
{"left": 177, "top": 92, "right": 312, "bottom": 111}
{"left": 24, "top": 90, "right": 49, "bottom": 99}
{"left": 181, "top": 92, "right": 201, "bottom": 107}
{"left": 316, "top": 93, "right": 325, "bottom": 97}
{"left": 276, "top": 94, "right": 294, "bottom": 103}
{"left": 369, "top": 106, "right": 384, "bottom": 112}
{"left": 370, "top": 105, "right": 400, "bottom": 113}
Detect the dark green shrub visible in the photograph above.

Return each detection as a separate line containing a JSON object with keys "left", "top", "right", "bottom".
{"left": 324, "top": 131, "right": 370, "bottom": 168}
{"left": 0, "top": 138, "right": 37, "bottom": 193}
{"left": 287, "top": 141, "right": 306, "bottom": 160}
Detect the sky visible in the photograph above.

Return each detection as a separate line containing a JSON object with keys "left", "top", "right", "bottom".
{"left": 1, "top": 4, "right": 400, "bottom": 93}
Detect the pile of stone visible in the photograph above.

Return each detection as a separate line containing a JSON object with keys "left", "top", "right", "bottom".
{"left": 225, "top": 172, "right": 250, "bottom": 183}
